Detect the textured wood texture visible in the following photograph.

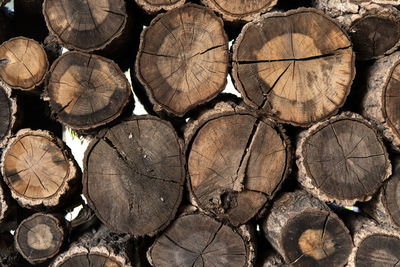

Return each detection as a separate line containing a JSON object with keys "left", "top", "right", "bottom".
{"left": 15, "top": 213, "right": 65, "bottom": 264}
{"left": 148, "top": 209, "right": 255, "bottom": 267}
{"left": 361, "top": 51, "right": 400, "bottom": 151}
{"left": 1, "top": 129, "right": 80, "bottom": 209}
{"left": 186, "top": 103, "right": 291, "bottom": 226}
{"left": 135, "top": 0, "right": 186, "bottom": 13}
{"left": 43, "top": 0, "right": 127, "bottom": 51}
{"left": 232, "top": 8, "right": 355, "bottom": 127}
{"left": 262, "top": 190, "right": 353, "bottom": 266}
{"left": 0, "top": 37, "right": 48, "bottom": 90}
{"left": 47, "top": 51, "right": 132, "bottom": 131}
{"left": 0, "top": 83, "right": 16, "bottom": 148}
{"left": 201, "top": 0, "right": 278, "bottom": 22}
{"left": 83, "top": 116, "right": 185, "bottom": 236}
{"left": 136, "top": 4, "right": 229, "bottom": 116}
{"left": 297, "top": 112, "right": 391, "bottom": 205}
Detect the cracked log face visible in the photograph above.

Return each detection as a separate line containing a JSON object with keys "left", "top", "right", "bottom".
{"left": 201, "top": 0, "right": 278, "bottom": 22}
{"left": 187, "top": 112, "right": 291, "bottom": 226}
{"left": 297, "top": 113, "right": 391, "bottom": 204}
{"left": 83, "top": 116, "right": 185, "bottom": 236}
{"left": 282, "top": 211, "right": 352, "bottom": 266}
{"left": 47, "top": 51, "right": 131, "bottom": 131}
{"left": 15, "top": 213, "right": 64, "bottom": 264}
{"left": 383, "top": 175, "right": 400, "bottom": 228}
{"left": 0, "top": 37, "right": 48, "bottom": 90}
{"left": 232, "top": 8, "right": 355, "bottom": 127}
{"left": 383, "top": 61, "right": 400, "bottom": 142}
{"left": 135, "top": 0, "right": 186, "bottom": 13}
{"left": 43, "top": 0, "right": 127, "bottom": 51}
{"left": 1, "top": 129, "right": 79, "bottom": 208}
{"left": 0, "top": 85, "right": 15, "bottom": 148}
{"left": 355, "top": 234, "right": 400, "bottom": 266}
{"left": 349, "top": 16, "right": 400, "bottom": 60}
{"left": 149, "top": 213, "right": 249, "bottom": 267}
{"left": 136, "top": 4, "right": 229, "bottom": 116}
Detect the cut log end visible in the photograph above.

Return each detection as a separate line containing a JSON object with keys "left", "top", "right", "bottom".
{"left": 47, "top": 51, "right": 132, "bottom": 131}
{"left": 1, "top": 129, "right": 80, "bottom": 208}
{"left": 83, "top": 116, "right": 185, "bottom": 236}
{"left": 383, "top": 60, "right": 400, "bottom": 142}
{"left": 232, "top": 8, "right": 355, "bottom": 127}
{"left": 187, "top": 111, "right": 291, "bottom": 226}
{"left": 297, "top": 112, "right": 391, "bottom": 205}
{"left": 0, "top": 37, "right": 48, "bottom": 90}
{"left": 43, "top": 0, "right": 127, "bottom": 51}
{"left": 201, "top": 0, "right": 278, "bottom": 22}
{"left": 136, "top": 4, "right": 229, "bottom": 116}
{"left": 148, "top": 212, "right": 254, "bottom": 267}
{"left": 135, "top": 0, "right": 186, "bottom": 13}
{"left": 383, "top": 175, "right": 400, "bottom": 228}
{"left": 15, "top": 213, "right": 64, "bottom": 264}
{"left": 355, "top": 234, "right": 400, "bottom": 266}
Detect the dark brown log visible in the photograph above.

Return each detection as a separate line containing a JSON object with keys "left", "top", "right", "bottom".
{"left": 135, "top": 0, "right": 186, "bottom": 14}
{"left": 361, "top": 51, "right": 400, "bottom": 151}
{"left": 46, "top": 51, "right": 132, "bottom": 131}
{"left": 0, "top": 83, "right": 16, "bottom": 148}
{"left": 186, "top": 102, "right": 292, "bottom": 226}
{"left": 43, "top": 0, "right": 127, "bottom": 52}
{"left": 1, "top": 129, "right": 81, "bottom": 209}
{"left": 14, "top": 0, "right": 48, "bottom": 42}
{"left": 135, "top": 3, "right": 229, "bottom": 117}
{"left": 313, "top": 1, "right": 400, "bottom": 60}
{"left": 148, "top": 207, "right": 255, "bottom": 267}
{"left": 345, "top": 214, "right": 400, "bottom": 267}
{"left": 15, "top": 213, "right": 65, "bottom": 264}
{"left": 0, "top": 232, "right": 25, "bottom": 267}
{"left": 0, "top": 37, "right": 49, "bottom": 90}
{"left": 51, "top": 225, "right": 133, "bottom": 267}
{"left": 296, "top": 112, "right": 391, "bottom": 205}
{"left": 232, "top": 8, "right": 355, "bottom": 127}
{"left": 261, "top": 190, "right": 353, "bottom": 266}
{"left": 83, "top": 115, "right": 185, "bottom": 236}
{"left": 261, "top": 252, "right": 287, "bottom": 267}
{"left": 201, "top": 0, "right": 278, "bottom": 22}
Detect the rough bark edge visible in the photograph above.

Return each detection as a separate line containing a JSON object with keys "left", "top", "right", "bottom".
{"left": 0, "top": 37, "right": 49, "bottom": 91}
{"left": 45, "top": 51, "right": 133, "bottom": 131}
{"left": 42, "top": 0, "right": 128, "bottom": 52}
{"left": 135, "top": 0, "right": 186, "bottom": 14}
{"left": 82, "top": 115, "right": 185, "bottom": 237}
{"left": 184, "top": 101, "right": 292, "bottom": 225}
{"left": 0, "top": 183, "right": 7, "bottom": 223}
{"left": 15, "top": 213, "right": 65, "bottom": 264}
{"left": 232, "top": 7, "right": 356, "bottom": 127}
{"left": 51, "top": 245, "right": 132, "bottom": 267}
{"left": 296, "top": 111, "right": 392, "bottom": 206}
{"left": 135, "top": 3, "right": 229, "bottom": 117}
{"left": 0, "top": 81, "right": 16, "bottom": 149}
{"left": 361, "top": 51, "right": 400, "bottom": 151}
{"left": 346, "top": 216, "right": 400, "bottom": 267}
{"left": 1, "top": 128, "right": 80, "bottom": 208}
{"left": 200, "top": 0, "right": 278, "bottom": 22}
{"left": 146, "top": 206, "right": 256, "bottom": 267}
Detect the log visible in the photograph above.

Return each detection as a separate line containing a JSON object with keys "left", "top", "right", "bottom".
{"left": 43, "top": 0, "right": 127, "bottom": 52}
{"left": 232, "top": 8, "right": 355, "bottom": 127}
{"left": 83, "top": 115, "right": 185, "bottom": 236}
{"left": 360, "top": 155, "right": 400, "bottom": 229}
{"left": 361, "top": 51, "right": 400, "bottom": 151}
{"left": 261, "top": 190, "right": 353, "bottom": 266}
{"left": 147, "top": 207, "right": 255, "bottom": 267}
{"left": 313, "top": 1, "right": 400, "bottom": 60}
{"left": 201, "top": 0, "right": 278, "bottom": 22}
{"left": 296, "top": 112, "right": 392, "bottom": 206}
{"left": 0, "top": 83, "right": 16, "bottom": 148}
{"left": 345, "top": 214, "right": 400, "bottom": 267}
{"left": 135, "top": 3, "right": 229, "bottom": 117}
{"left": 0, "top": 232, "right": 24, "bottom": 267}
{"left": 15, "top": 213, "right": 65, "bottom": 264}
{"left": 0, "top": 37, "right": 49, "bottom": 91}
{"left": 51, "top": 225, "right": 133, "bottom": 267}
{"left": 46, "top": 51, "right": 132, "bottom": 131}
{"left": 1, "top": 129, "right": 81, "bottom": 209}
{"left": 135, "top": 0, "right": 186, "bottom": 14}
{"left": 185, "top": 102, "right": 292, "bottom": 226}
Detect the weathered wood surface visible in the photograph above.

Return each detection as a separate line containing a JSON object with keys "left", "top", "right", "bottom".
{"left": 0, "top": 83, "right": 16, "bottom": 148}
{"left": 135, "top": 0, "right": 186, "bottom": 14}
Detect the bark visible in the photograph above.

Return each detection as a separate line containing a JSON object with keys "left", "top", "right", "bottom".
{"left": 0, "top": 82, "right": 16, "bottom": 148}
{"left": 135, "top": 0, "right": 186, "bottom": 14}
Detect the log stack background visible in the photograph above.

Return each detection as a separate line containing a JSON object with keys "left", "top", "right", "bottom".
{"left": 0, "top": 0, "right": 399, "bottom": 266}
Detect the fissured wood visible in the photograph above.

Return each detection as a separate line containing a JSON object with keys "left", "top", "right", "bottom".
{"left": 0, "top": 84, "right": 16, "bottom": 148}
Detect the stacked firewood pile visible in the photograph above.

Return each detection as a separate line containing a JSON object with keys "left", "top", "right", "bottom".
{"left": 0, "top": 0, "right": 399, "bottom": 266}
